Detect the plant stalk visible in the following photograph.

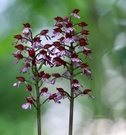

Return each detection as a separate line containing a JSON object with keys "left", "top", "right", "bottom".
{"left": 36, "top": 82, "right": 41, "bottom": 135}
{"left": 34, "top": 64, "right": 42, "bottom": 135}
{"left": 68, "top": 42, "right": 74, "bottom": 135}
{"left": 68, "top": 93, "right": 74, "bottom": 135}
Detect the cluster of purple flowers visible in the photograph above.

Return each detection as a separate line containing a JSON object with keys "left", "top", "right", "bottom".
{"left": 12, "top": 9, "right": 94, "bottom": 110}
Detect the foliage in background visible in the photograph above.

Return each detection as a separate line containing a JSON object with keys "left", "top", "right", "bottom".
{"left": 0, "top": 0, "right": 126, "bottom": 135}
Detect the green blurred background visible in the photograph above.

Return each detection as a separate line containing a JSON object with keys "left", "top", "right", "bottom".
{"left": 0, "top": 0, "right": 126, "bottom": 135}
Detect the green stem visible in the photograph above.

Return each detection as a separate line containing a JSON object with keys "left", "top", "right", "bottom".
{"left": 68, "top": 42, "right": 74, "bottom": 135}
{"left": 34, "top": 64, "right": 42, "bottom": 135}
{"left": 68, "top": 91, "right": 74, "bottom": 135}
{"left": 36, "top": 81, "right": 41, "bottom": 135}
